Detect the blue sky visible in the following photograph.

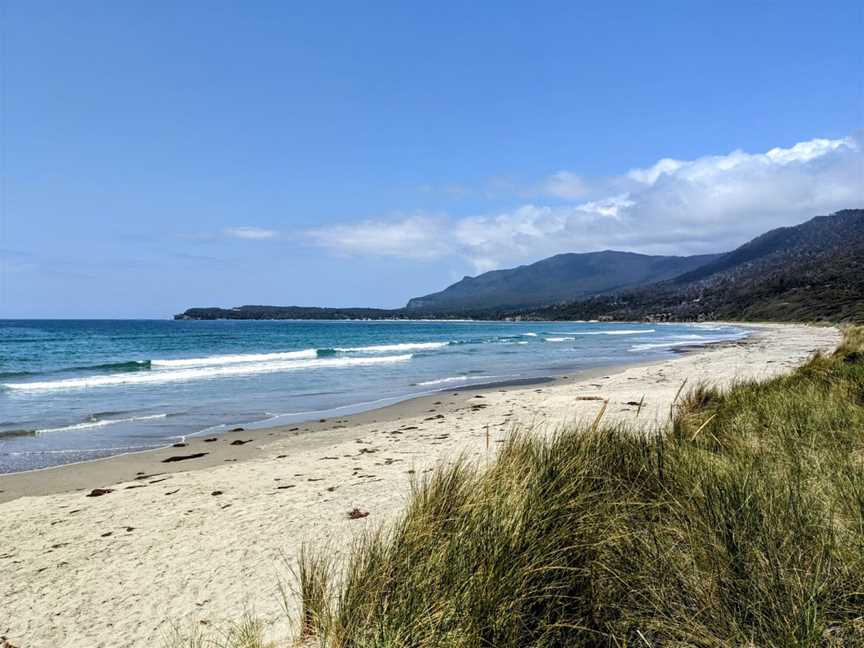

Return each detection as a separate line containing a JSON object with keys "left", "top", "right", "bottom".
{"left": 2, "top": 1, "right": 862, "bottom": 318}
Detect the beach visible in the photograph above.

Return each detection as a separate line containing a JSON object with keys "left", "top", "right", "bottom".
{"left": 0, "top": 320, "right": 751, "bottom": 474}
{"left": 0, "top": 322, "right": 840, "bottom": 647}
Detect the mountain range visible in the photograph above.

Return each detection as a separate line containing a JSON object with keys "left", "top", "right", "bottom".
{"left": 405, "top": 251, "right": 720, "bottom": 312}
{"left": 175, "top": 209, "right": 863, "bottom": 323}
{"left": 528, "top": 209, "right": 864, "bottom": 322}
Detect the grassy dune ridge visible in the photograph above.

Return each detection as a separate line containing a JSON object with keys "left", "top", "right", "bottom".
{"left": 170, "top": 327, "right": 864, "bottom": 647}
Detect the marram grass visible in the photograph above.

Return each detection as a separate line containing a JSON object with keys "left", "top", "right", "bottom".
{"left": 172, "top": 327, "right": 864, "bottom": 647}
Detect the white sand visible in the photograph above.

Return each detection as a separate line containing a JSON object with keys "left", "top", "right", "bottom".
{"left": 0, "top": 323, "right": 840, "bottom": 647}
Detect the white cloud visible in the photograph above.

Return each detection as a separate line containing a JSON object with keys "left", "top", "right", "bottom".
{"left": 224, "top": 226, "right": 278, "bottom": 240}
{"left": 765, "top": 137, "right": 849, "bottom": 164}
{"left": 306, "top": 215, "right": 450, "bottom": 260}
{"left": 575, "top": 195, "right": 634, "bottom": 218}
{"left": 542, "top": 171, "right": 590, "bottom": 199}
{"left": 306, "top": 132, "right": 864, "bottom": 273}
{"left": 627, "top": 158, "right": 685, "bottom": 185}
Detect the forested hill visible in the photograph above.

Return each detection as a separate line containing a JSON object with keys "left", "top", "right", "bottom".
{"left": 526, "top": 209, "right": 864, "bottom": 323}
{"left": 405, "top": 251, "right": 720, "bottom": 312}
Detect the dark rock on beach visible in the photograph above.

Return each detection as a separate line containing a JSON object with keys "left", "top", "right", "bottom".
{"left": 162, "top": 453, "right": 208, "bottom": 463}
{"left": 86, "top": 488, "right": 114, "bottom": 497}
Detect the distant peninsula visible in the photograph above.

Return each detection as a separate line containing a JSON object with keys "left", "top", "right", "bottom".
{"left": 175, "top": 305, "right": 404, "bottom": 321}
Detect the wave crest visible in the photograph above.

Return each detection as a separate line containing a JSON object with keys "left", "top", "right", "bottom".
{"left": 332, "top": 342, "right": 448, "bottom": 353}
{"left": 36, "top": 413, "right": 169, "bottom": 433}
{"left": 4, "top": 354, "right": 414, "bottom": 392}
{"left": 151, "top": 350, "right": 318, "bottom": 368}
{"left": 0, "top": 360, "right": 151, "bottom": 379}
{"left": 563, "top": 329, "right": 655, "bottom": 336}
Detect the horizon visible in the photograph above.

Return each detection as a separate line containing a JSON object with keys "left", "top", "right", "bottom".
{"left": 1, "top": 207, "right": 862, "bottom": 320}
{"left": 2, "top": 1, "right": 863, "bottom": 318}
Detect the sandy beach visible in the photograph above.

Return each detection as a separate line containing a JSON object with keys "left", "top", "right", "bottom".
{"left": 0, "top": 323, "right": 840, "bottom": 647}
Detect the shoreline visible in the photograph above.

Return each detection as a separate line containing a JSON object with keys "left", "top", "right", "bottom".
{"left": 0, "top": 363, "right": 638, "bottom": 504}
{"left": 0, "top": 320, "right": 746, "bottom": 480}
{"left": 0, "top": 322, "right": 841, "bottom": 648}
{"left": 0, "top": 324, "right": 753, "bottom": 501}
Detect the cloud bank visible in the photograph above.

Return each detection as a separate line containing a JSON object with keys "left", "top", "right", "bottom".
{"left": 308, "top": 133, "right": 863, "bottom": 272}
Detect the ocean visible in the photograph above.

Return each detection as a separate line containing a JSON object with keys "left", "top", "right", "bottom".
{"left": 0, "top": 319, "right": 747, "bottom": 473}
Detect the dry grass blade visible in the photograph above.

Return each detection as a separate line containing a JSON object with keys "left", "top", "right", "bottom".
{"left": 589, "top": 399, "right": 609, "bottom": 433}
{"left": 669, "top": 378, "right": 688, "bottom": 421}
{"left": 688, "top": 413, "right": 717, "bottom": 441}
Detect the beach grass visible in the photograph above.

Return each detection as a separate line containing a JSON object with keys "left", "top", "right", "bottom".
{"left": 169, "top": 326, "right": 864, "bottom": 647}
{"left": 162, "top": 614, "right": 275, "bottom": 648}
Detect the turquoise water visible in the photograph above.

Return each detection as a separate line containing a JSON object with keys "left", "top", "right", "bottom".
{"left": 0, "top": 319, "right": 747, "bottom": 473}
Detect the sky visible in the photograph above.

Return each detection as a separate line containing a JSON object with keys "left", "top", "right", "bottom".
{"left": 1, "top": 1, "right": 863, "bottom": 318}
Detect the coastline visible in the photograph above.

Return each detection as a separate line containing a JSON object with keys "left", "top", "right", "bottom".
{"left": 0, "top": 322, "right": 841, "bottom": 648}
{"left": 0, "top": 319, "right": 744, "bottom": 477}
{"left": 0, "top": 365, "right": 642, "bottom": 504}
{"left": 0, "top": 324, "right": 743, "bottom": 503}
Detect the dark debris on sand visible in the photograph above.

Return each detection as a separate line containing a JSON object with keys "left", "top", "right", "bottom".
{"left": 162, "top": 453, "right": 208, "bottom": 463}
{"left": 86, "top": 488, "right": 113, "bottom": 497}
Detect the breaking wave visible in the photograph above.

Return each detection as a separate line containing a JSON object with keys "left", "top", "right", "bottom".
{"left": 151, "top": 349, "right": 318, "bottom": 368}
{"left": 329, "top": 342, "right": 449, "bottom": 354}
{"left": 416, "top": 375, "right": 473, "bottom": 386}
{"left": 3, "top": 354, "right": 414, "bottom": 392}
{"left": 36, "top": 413, "right": 170, "bottom": 433}
{"left": 563, "top": 329, "right": 655, "bottom": 336}
{"left": 416, "top": 374, "right": 501, "bottom": 387}
{"left": 630, "top": 340, "right": 710, "bottom": 351}
{"left": 0, "top": 360, "right": 151, "bottom": 379}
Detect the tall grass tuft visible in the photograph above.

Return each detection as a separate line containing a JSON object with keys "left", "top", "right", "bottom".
{"left": 162, "top": 613, "right": 274, "bottom": 648}
{"left": 297, "top": 327, "right": 864, "bottom": 647}
{"left": 294, "top": 544, "right": 333, "bottom": 639}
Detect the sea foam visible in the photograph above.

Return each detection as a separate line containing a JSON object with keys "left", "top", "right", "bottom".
{"left": 416, "top": 376, "right": 471, "bottom": 386}
{"left": 564, "top": 329, "right": 655, "bottom": 336}
{"left": 332, "top": 342, "right": 448, "bottom": 353}
{"left": 416, "top": 374, "right": 502, "bottom": 386}
{"left": 4, "top": 354, "right": 413, "bottom": 391}
{"left": 151, "top": 349, "right": 318, "bottom": 367}
{"left": 37, "top": 413, "right": 169, "bottom": 433}
{"left": 148, "top": 342, "right": 444, "bottom": 368}
{"left": 630, "top": 340, "right": 708, "bottom": 351}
